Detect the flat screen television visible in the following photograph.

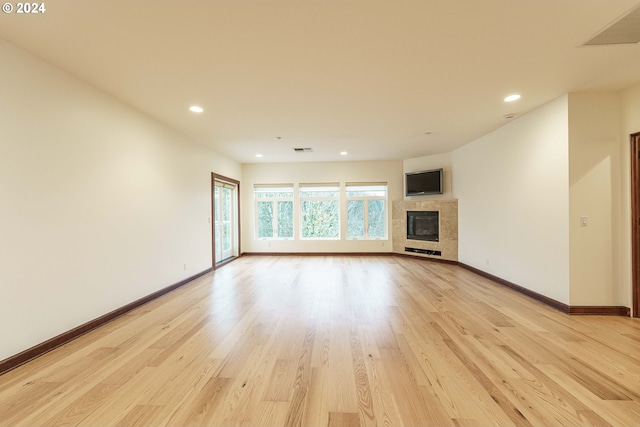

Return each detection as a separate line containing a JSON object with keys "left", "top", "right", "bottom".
{"left": 405, "top": 168, "right": 443, "bottom": 196}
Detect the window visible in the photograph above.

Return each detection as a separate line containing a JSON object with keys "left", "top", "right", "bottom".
{"left": 300, "top": 184, "right": 340, "bottom": 239}
{"left": 346, "top": 183, "right": 387, "bottom": 239}
{"left": 254, "top": 185, "right": 294, "bottom": 239}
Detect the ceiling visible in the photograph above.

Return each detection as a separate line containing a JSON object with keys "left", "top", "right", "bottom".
{"left": 1, "top": 0, "right": 640, "bottom": 164}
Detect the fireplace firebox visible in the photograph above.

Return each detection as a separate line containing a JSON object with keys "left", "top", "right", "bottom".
{"left": 407, "top": 210, "right": 439, "bottom": 242}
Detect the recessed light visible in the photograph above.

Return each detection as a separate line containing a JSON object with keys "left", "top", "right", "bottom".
{"left": 504, "top": 94, "right": 521, "bottom": 102}
{"left": 189, "top": 106, "right": 204, "bottom": 113}
{"left": 340, "top": 151, "right": 348, "bottom": 156}
{"left": 255, "top": 154, "right": 263, "bottom": 158}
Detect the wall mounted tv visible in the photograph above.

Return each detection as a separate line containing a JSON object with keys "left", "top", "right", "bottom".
{"left": 405, "top": 168, "right": 443, "bottom": 196}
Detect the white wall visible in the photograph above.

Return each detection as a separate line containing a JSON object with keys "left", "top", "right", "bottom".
{"left": 0, "top": 40, "right": 241, "bottom": 360}
{"left": 452, "top": 96, "right": 571, "bottom": 304}
{"left": 241, "top": 160, "right": 403, "bottom": 253}
{"left": 568, "top": 92, "right": 623, "bottom": 306}
{"left": 403, "top": 152, "right": 453, "bottom": 200}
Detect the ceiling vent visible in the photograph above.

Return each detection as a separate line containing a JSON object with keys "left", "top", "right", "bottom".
{"left": 584, "top": 4, "right": 640, "bottom": 46}
{"left": 293, "top": 147, "right": 313, "bottom": 152}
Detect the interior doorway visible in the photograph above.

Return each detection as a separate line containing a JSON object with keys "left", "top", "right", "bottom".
{"left": 212, "top": 173, "right": 240, "bottom": 268}
{"left": 631, "top": 132, "right": 640, "bottom": 317}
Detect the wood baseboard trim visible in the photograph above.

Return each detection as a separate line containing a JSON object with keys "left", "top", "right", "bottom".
{"left": 458, "top": 263, "right": 630, "bottom": 316}
{"left": 569, "top": 306, "right": 631, "bottom": 316}
{"left": 0, "top": 267, "right": 214, "bottom": 376}
{"left": 458, "top": 262, "right": 571, "bottom": 314}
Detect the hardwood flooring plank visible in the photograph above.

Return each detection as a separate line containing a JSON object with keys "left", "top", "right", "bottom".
{"left": 379, "top": 347, "right": 455, "bottom": 427}
{"left": 303, "top": 367, "right": 330, "bottom": 427}
{"left": 310, "top": 319, "right": 331, "bottom": 368}
{"left": 349, "top": 324, "right": 375, "bottom": 427}
{"left": 113, "top": 405, "right": 163, "bottom": 427}
{"left": 262, "top": 358, "right": 296, "bottom": 402}
{"left": 0, "top": 381, "right": 62, "bottom": 427}
{"left": 328, "top": 412, "right": 361, "bottom": 427}
{"left": 247, "top": 401, "right": 290, "bottom": 427}
{"left": 440, "top": 338, "right": 531, "bottom": 427}
{"left": 32, "top": 366, "right": 157, "bottom": 427}
{"left": 163, "top": 376, "right": 231, "bottom": 426}
{"left": 45, "top": 382, "right": 122, "bottom": 427}
{"left": 535, "top": 365, "right": 640, "bottom": 427}
{"left": 505, "top": 333, "right": 638, "bottom": 401}
{"left": 327, "top": 320, "right": 358, "bottom": 413}
{"left": 369, "top": 390, "right": 405, "bottom": 427}
{"left": 563, "top": 340, "right": 640, "bottom": 391}
{"left": 574, "top": 409, "right": 615, "bottom": 427}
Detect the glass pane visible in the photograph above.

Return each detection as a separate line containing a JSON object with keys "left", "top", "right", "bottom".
{"left": 277, "top": 201, "right": 293, "bottom": 238}
{"left": 347, "top": 200, "right": 365, "bottom": 238}
{"left": 301, "top": 200, "right": 339, "bottom": 238}
{"left": 214, "top": 223, "right": 221, "bottom": 257}
{"left": 346, "top": 191, "right": 386, "bottom": 197}
{"left": 214, "top": 187, "right": 220, "bottom": 222}
{"left": 346, "top": 185, "right": 386, "bottom": 197}
{"left": 368, "top": 200, "right": 385, "bottom": 238}
{"left": 222, "top": 223, "right": 231, "bottom": 250}
{"left": 255, "top": 191, "right": 294, "bottom": 199}
{"left": 300, "top": 191, "right": 339, "bottom": 198}
{"left": 299, "top": 185, "right": 340, "bottom": 198}
{"left": 222, "top": 188, "right": 231, "bottom": 221}
{"left": 257, "top": 201, "right": 274, "bottom": 238}
{"left": 299, "top": 185, "right": 340, "bottom": 192}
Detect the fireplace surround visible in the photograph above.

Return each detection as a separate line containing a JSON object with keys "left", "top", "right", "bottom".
{"left": 392, "top": 199, "right": 458, "bottom": 261}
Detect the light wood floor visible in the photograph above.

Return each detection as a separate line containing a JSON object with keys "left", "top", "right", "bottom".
{"left": 2, "top": 256, "right": 640, "bottom": 427}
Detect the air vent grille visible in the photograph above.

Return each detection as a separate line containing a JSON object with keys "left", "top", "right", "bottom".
{"left": 293, "top": 147, "right": 313, "bottom": 152}
{"left": 584, "top": 4, "right": 640, "bottom": 46}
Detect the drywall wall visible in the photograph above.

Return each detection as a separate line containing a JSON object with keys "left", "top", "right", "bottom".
{"left": 452, "top": 96, "right": 570, "bottom": 304}
{"left": 0, "top": 40, "right": 241, "bottom": 360}
{"left": 568, "top": 92, "right": 623, "bottom": 306}
{"left": 403, "top": 152, "right": 453, "bottom": 200}
{"left": 241, "top": 160, "right": 403, "bottom": 253}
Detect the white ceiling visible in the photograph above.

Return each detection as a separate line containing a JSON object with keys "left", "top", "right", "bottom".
{"left": 2, "top": 0, "right": 640, "bottom": 164}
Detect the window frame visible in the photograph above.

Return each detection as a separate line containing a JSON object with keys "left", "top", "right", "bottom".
{"left": 345, "top": 183, "right": 388, "bottom": 240}
{"left": 299, "top": 183, "right": 341, "bottom": 240}
{"left": 254, "top": 185, "right": 295, "bottom": 240}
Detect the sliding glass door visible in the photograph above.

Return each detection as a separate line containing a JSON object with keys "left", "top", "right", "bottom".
{"left": 213, "top": 177, "right": 239, "bottom": 265}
